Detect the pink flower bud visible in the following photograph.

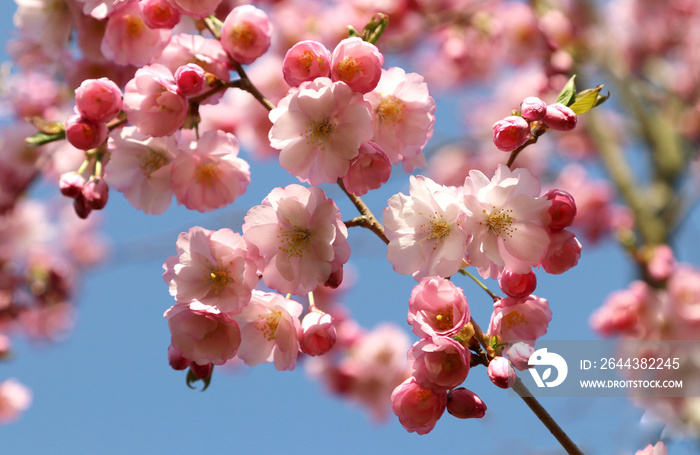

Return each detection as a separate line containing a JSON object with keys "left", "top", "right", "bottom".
{"left": 488, "top": 356, "right": 516, "bottom": 389}
{"left": 323, "top": 265, "right": 343, "bottom": 289}
{"left": 331, "top": 37, "right": 384, "bottom": 94}
{"left": 520, "top": 96, "right": 547, "bottom": 121}
{"left": 342, "top": 142, "right": 392, "bottom": 196}
{"left": 140, "top": 0, "right": 182, "bottom": 29}
{"left": 499, "top": 269, "right": 537, "bottom": 298}
{"left": 65, "top": 114, "right": 108, "bottom": 150}
{"left": 647, "top": 245, "right": 676, "bottom": 282}
{"left": 544, "top": 189, "right": 577, "bottom": 230}
{"left": 59, "top": 172, "right": 86, "bottom": 198}
{"left": 300, "top": 311, "right": 337, "bottom": 357}
{"left": 189, "top": 362, "right": 213, "bottom": 380}
{"left": 73, "top": 193, "right": 92, "bottom": 219}
{"left": 168, "top": 344, "right": 190, "bottom": 370}
{"left": 82, "top": 178, "right": 109, "bottom": 210}
{"left": 75, "top": 78, "right": 123, "bottom": 123}
{"left": 282, "top": 40, "right": 332, "bottom": 87}
{"left": 543, "top": 103, "right": 577, "bottom": 131}
{"left": 446, "top": 388, "right": 487, "bottom": 419}
{"left": 220, "top": 5, "right": 272, "bottom": 65}
{"left": 391, "top": 377, "right": 447, "bottom": 435}
{"left": 492, "top": 115, "right": 531, "bottom": 152}
{"left": 541, "top": 228, "right": 581, "bottom": 274}
{"left": 175, "top": 63, "right": 207, "bottom": 97}
{"left": 506, "top": 342, "right": 535, "bottom": 371}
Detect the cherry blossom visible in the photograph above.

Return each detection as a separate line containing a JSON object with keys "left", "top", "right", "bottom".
{"left": 170, "top": 131, "right": 251, "bottom": 212}
{"left": 330, "top": 37, "right": 384, "bottom": 94}
{"left": 234, "top": 291, "right": 303, "bottom": 371}
{"left": 341, "top": 142, "right": 391, "bottom": 196}
{"left": 269, "top": 78, "right": 373, "bottom": 184}
{"left": 74, "top": 78, "right": 123, "bottom": 123}
{"left": 0, "top": 379, "right": 32, "bottom": 424}
{"left": 384, "top": 175, "right": 468, "bottom": 279}
{"left": 242, "top": 184, "right": 350, "bottom": 295}
{"left": 391, "top": 376, "right": 447, "bottom": 435}
{"left": 408, "top": 336, "right": 470, "bottom": 392}
{"left": 488, "top": 295, "right": 552, "bottom": 344}
{"left": 407, "top": 276, "right": 470, "bottom": 339}
{"left": 282, "top": 40, "right": 332, "bottom": 87}
{"left": 220, "top": 5, "right": 273, "bottom": 65}
{"left": 162, "top": 226, "right": 258, "bottom": 314}
{"left": 460, "top": 164, "right": 552, "bottom": 279}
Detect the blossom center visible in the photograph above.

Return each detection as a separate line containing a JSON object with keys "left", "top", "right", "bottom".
{"left": 434, "top": 306, "right": 454, "bottom": 331}
{"left": 278, "top": 226, "right": 312, "bottom": 258}
{"left": 140, "top": 149, "right": 169, "bottom": 177}
{"left": 125, "top": 15, "right": 145, "bottom": 39}
{"left": 441, "top": 351, "right": 459, "bottom": 373}
{"left": 502, "top": 310, "right": 528, "bottom": 330}
{"left": 206, "top": 264, "right": 233, "bottom": 295}
{"left": 255, "top": 311, "right": 282, "bottom": 341}
{"left": 483, "top": 206, "right": 515, "bottom": 238}
{"left": 416, "top": 387, "right": 433, "bottom": 401}
{"left": 231, "top": 22, "right": 256, "bottom": 49}
{"left": 425, "top": 212, "right": 451, "bottom": 243}
{"left": 297, "top": 50, "right": 315, "bottom": 72}
{"left": 195, "top": 162, "right": 220, "bottom": 185}
{"left": 376, "top": 95, "right": 405, "bottom": 126}
{"left": 305, "top": 118, "right": 334, "bottom": 147}
{"left": 337, "top": 57, "right": 362, "bottom": 80}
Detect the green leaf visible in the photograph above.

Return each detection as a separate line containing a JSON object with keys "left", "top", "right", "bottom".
{"left": 186, "top": 368, "right": 213, "bottom": 392}
{"left": 347, "top": 25, "right": 359, "bottom": 38}
{"left": 555, "top": 75, "right": 577, "bottom": 106}
{"left": 25, "top": 131, "right": 65, "bottom": 147}
{"left": 569, "top": 85, "right": 608, "bottom": 115}
{"left": 360, "top": 13, "right": 389, "bottom": 45}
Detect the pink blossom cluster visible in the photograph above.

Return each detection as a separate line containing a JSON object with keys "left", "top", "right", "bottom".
{"left": 384, "top": 164, "right": 581, "bottom": 282}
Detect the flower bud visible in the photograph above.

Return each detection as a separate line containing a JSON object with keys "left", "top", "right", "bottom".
{"left": 140, "top": 0, "right": 181, "bottom": 29}
{"left": 541, "top": 229, "right": 582, "bottom": 274}
{"left": 499, "top": 269, "right": 537, "bottom": 298}
{"left": 300, "top": 311, "right": 337, "bottom": 356}
{"left": 492, "top": 115, "right": 531, "bottom": 152}
{"left": 331, "top": 37, "right": 384, "bottom": 94}
{"left": 221, "top": 5, "right": 272, "bottom": 65}
{"left": 175, "top": 63, "right": 207, "bottom": 97}
{"left": 168, "top": 344, "right": 190, "bottom": 371}
{"left": 506, "top": 342, "right": 535, "bottom": 371}
{"left": 65, "top": 114, "right": 108, "bottom": 150}
{"left": 59, "top": 172, "right": 86, "bottom": 198}
{"left": 520, "top": 96, "right": 547, "bottom": 121}
{"left": 189, "top": 362, "right": 213, "bottom": 380}
{"left": 446, "top": 388, "right": 487, "bottom": 419}
{"left": 488, "top": 356, "right": 516, "bottom": 389}
{"left": 73, "top": 193, "right": 92, "bottom": 219}
{"left": 544, "top": 189, "right": 577, "bottom": 230}
{"left": 543, "top": 103, "right": 577, "bottom": 131}
{"left": 74, "top": 78, "right": 122, "bottom": 123}
{"left": 82, "top": 178, "right": 109, "bottom": 210}
{"left": 647, "top": 244, "right": 676, "bottom": 282}
{"left": 282, "top": 40, "right": 332, "bottom": 87}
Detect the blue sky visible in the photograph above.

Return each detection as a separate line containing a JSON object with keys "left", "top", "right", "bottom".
{"left": 1, "top": 2, "right": 700, "bottom": 455}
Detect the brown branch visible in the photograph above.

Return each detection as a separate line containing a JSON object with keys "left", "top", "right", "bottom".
{"left": 337, "top": 178, "right": 390, "bottom": 244}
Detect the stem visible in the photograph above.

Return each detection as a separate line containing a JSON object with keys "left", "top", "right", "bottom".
{"left": 458, "top": 268, "right": 500, "bottom": 302}
{"left": 337, "top": 178, "right": 390, "bottom": 244}
{"left": 512, "top": 379, "right": 585, "bottom": 455}
{"left": 506, "top": 121, "right": 547, "bottom": 168}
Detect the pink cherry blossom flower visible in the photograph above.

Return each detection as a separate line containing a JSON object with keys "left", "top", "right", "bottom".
{"left": 140, "top": 0, "right": 181, "bottom": 29}
{"left": 407, "top": 276, "right": 470, "bottom": 339}
{"left": 168, "top": 0, "right": 222, "bottom": 19}
{"left": 74, "top": 77, "right": 122, "bottom": 123}
{"left": 162, "top": 226, "right": 258, "bottom": 314}
{"left": 506, "top": 342, "right": 535, "bottom": 370}
{"left": 408, "top": 336, "right": 470, "bottom": 392}
{"left": 14, "top": 0, "right": 73, "bottom": 54}
{"left": 174, "top": 63, "right": 206, "bottom": 97}
{"left": 104, "top": 127, "right": 177, "bottom": 215}
{"left": 487, "top": 356, "right": 516, "bottom": 389}
{"left": 634, "top": 442, "right": 667, "bottom": 455}
{"left": 64, "top": 114, "right": 108, "bottom": 151}
{"left": 384, "top": 176, "right": 468, "bottom": 279}
{"left": 544, "top": 189, "right": 577, "bottom": 230}
{"left": 446, "top": 388, "right": 486, "bottom": 419}
{"left": 170, "top": 130, "right": 251, "bottom": 212}
{"left": 234, "top": 290, "right": 303, "bottom": 371}
{"left": 488, "top": 295, "right": 552, "bottom": 344}
{"left": 391, "top": 376, "right": 447, "bottom": 434}
{"left": 341, "top": 141, "right": 391, "bottom": 196}
{"left": 100, "top": 2, "right": 171, "bottom": 66}
{"left": 330, "top": 37, "right": 384, "bottom": 94}
{"left": 0, "top": 379, "right": 32, "bottom": 424}
{"left": 269, "top": 78, "right": 373, "bottom": 184}
{"left": 164, "top": 303, "right": 241, "bottom": 366}
{"left": 460, "top": 165, "right": 552, "bottom": 279}
{"left": 647, "top": 244, "right": 677, "bottom": 282}
{"left": 122, "top": 64, "right": 188, "bottom": 137}
{"left": 220, "top": 5, "right": 272, "bottom": 65}
{"left": 492, "top": 115, "right": 531, "bottom": 152}
{"left": 242, "top": 184, "right": 350, "bottom": 295}
{"left": 540, "top": 228, "right": 582, "bottom": 275}
{"left": 589, "top": 282, "right": 649, "bottom": 337}
{"left": 153, "top": 33, "right": 230, "bottom": 87}
{"left": 668, "top": 266, "right": 700, "bottom": 322}
{"left": 282, "top": 40, "right": 332, "bottom": 87}
{"left": 364, "top": 67, "right": 436, "bottom": 171}
{"left": 300, "top": 311, "right": 337, "bottom": 356}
